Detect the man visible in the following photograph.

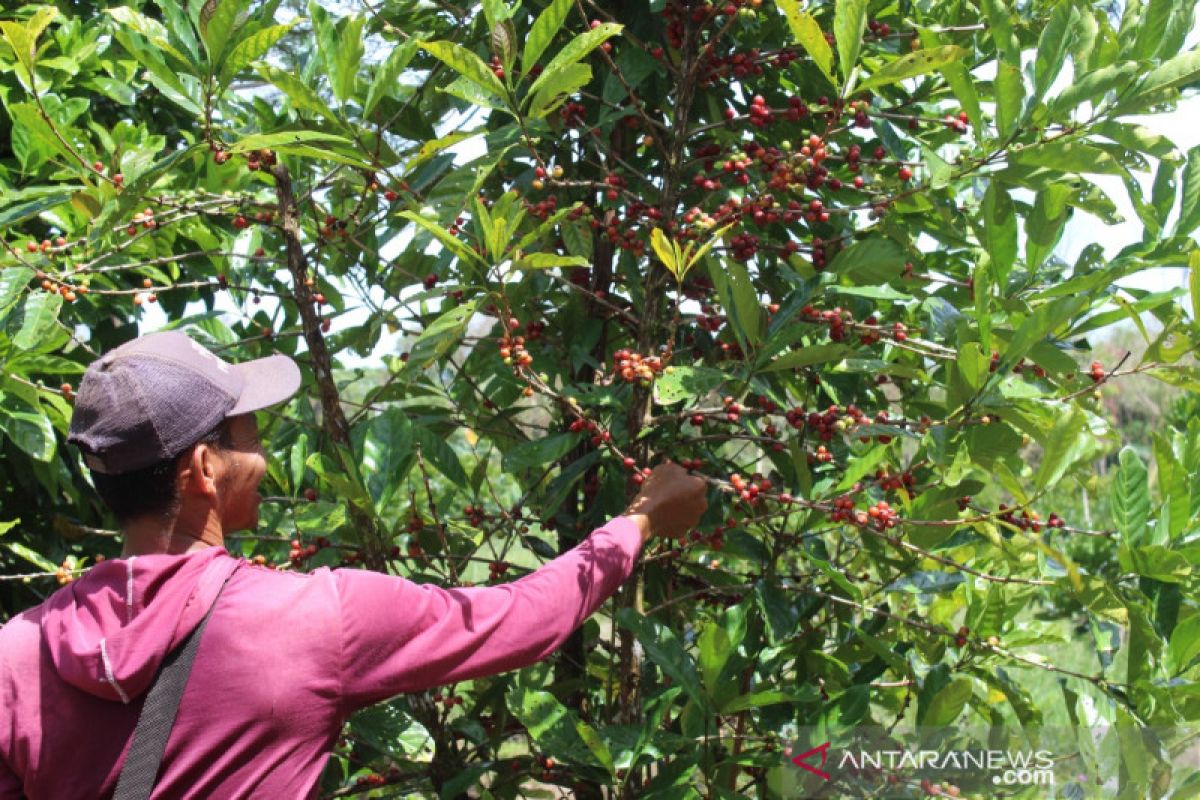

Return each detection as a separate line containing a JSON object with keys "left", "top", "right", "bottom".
{"left": 0, "top": 331, "right": 707, "bottom": 798}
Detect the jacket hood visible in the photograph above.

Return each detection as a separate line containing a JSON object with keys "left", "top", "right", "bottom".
{"left": 40, "top": 546, "right": 241, "bottom": 703}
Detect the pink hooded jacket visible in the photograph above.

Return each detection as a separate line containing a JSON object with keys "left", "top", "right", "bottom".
{"left": 0, "top": 516, "right": 643, "bottom": 798}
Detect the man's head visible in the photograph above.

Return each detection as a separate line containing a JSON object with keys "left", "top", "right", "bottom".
{"left": 67, "top": 332, "right": 299, "bottom": 535}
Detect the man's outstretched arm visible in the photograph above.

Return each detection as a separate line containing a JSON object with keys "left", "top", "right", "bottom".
{"left": 334, "top": 462, "right": 706, "bottom": 711}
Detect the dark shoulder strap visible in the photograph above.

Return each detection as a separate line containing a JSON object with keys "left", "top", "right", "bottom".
{"left": 113, "top": 568, "right": 236, "bottom": 800}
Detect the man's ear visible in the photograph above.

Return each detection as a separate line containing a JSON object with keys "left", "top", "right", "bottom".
{"left": 178, "top": 442, "right": 221, "bottom": 498}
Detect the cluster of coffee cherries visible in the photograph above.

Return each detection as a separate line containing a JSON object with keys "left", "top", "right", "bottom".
{"left": 785, "top": 403, "right": 870, "bottom": 441}
{"left": 488, "top": 560, "right": 510, "bottom": 580}
{"left": 244, "top": 148, "right": 277, "bottom": 172}
{"left": 810, "top": 444, "right": 834, "bottom": 464}
{"left": 610, "top": 348, "right": 665, "bottom": 384}
{"left": 567, "top": 416, "right": 613, "bottom": 448}
{"left": 288, "top": 536, "right": 332, "bottom": 565}
{"left": 34, "top": 271, "right": 85, "bottom": 303}
{"left": 1086, "top": 360, "right": 1106, "bottom": 382}
{"left": 997, "top": 505, "right": 1063, "bottom": 533}
{"left": 498, "top": 321, "right": 534, "bottom": 369}
{"left": 874, "top": 469, "right": 915, "bottom": 492}
{"left": 729, "top": 471, "right": 776, "bottom": 505}
{"left": 126, "top": 207, "right": 156, "bottom": 236}
{"left": 431, "top": 690, "right": 464, "bottom": 708}
{"left": 463, "top": 504, "right": 487, "bottom": 526}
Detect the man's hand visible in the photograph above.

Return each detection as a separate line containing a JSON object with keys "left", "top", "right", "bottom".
{"left": 623, "top": 461, "right": 708, "bottom": 544}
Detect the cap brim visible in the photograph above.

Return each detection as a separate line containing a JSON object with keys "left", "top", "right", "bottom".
{"left": 227, "top": 354, "right": 302, "bottom": 415}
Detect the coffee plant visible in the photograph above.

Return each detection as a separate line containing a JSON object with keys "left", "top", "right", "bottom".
{"left": 3, "top": 0, "right": 1200, "bottom": 796}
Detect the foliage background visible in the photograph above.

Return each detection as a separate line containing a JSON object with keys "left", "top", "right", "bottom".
{"left": 3, "top": 0, "right": 1200, "bottom": 797}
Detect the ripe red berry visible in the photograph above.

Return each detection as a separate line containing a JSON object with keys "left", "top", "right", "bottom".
{"left": 898, "top": 165, "right": 913, "bottom": 181}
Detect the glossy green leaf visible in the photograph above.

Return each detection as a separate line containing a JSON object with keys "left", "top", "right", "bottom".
{"left": 13, "top": 292, "right": 62, "bottom": 351}
{"left": 522, "top": 0, "right": 571, "bottom": 74}
{"left": 857, "top": 46, "right": 965, "bottom": 94}
{"left": 828, "top": 236, "right": 908, "bottom": 285}
{"left": 1032, "top": 1, "right": 1073, "bottom": 100}
{"left": 419, "top": 40, "right": 506, "bottom": 98}
{"left": 616, "top": 608, "right": 707, "bottom": 709}
{"left": 920, "top": 677, "right": 973, "bottom": 726}
{"left": 776, "top": 0, "right": 834, "bottom": 85}
{"left": 653, "top": 366, "right": 726, "bottom": 404}
{"left": 528, "top": 62, "right": 592, "bottom": 119}
{"left": 219, "top": 21, "right": 297, "bottom": 87}
{"left": 502, "top": 433, "right": 577, "bottom": 471}
{"left": 528, "top": 23, "right": 619, "bottom": 100}
{"left": 832, "top": 0, "right": 868, "bottom": 84}
{"left": 1177, "top": 145, "right": 1200, "bottom": 237}
{"left": 0, "top": 405, "right": 55, "bottom": 462}
{"left": 364, "top": 41, "right": 418, "bottom": 118}
{"left": 1113, "top": 446, "right": 1151, "bottom": 546}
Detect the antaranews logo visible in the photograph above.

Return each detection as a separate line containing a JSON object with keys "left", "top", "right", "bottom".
{"left": 772, "top": 726, "right": 1105, "bottom": 799}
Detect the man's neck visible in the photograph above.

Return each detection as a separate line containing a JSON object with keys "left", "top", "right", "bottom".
{"left": 120, "top": 509, "right": 225, "bottom": 557}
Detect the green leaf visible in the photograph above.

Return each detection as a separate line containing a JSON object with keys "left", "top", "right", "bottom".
{"left": 522, "top": 0, "right": 571, "bottom": 74}
{"left": 920, "top": 677, "right": 973, "bottom": 727}
{"left": 0, "top": 404, "right": 55, "bottom": 462}
{"left": 697, "top": 621, "right": 732, "bottom": 698}
{"left": 1190, "top": 250, "right": 1200, "bottom": 321}
{"left": 828, "top": 236, "right": 907, "bottom": 285}
{"left": 200, "top": 0, "right": 245, "bottom": 68}
{"left": 512, "top": 253, "right": 588, "bottom": 270}
{"left": 1034, "top": 408, "right": 1087, "bottom": 491}
{"left": 1050, "top": 62, "right": 1139, "bottom": 116}
{"left": 921, "top": 29, "right": 981, "bottom": 131}
{"left": 419, "top": 40, "right": 505, "bottom": 98}
{"left": 398, "top": 211, "right": 485, "bottom": 268}
{"left": 228, "top": 130, "right": 353, "bottom": 153}
{"left": 219, "top": 21, "right": 297, "bottom": 87}
{"left": 502, "top": 433, "right": 577, "bottom": 471}
{"left": 255, "top": 64, "right": 342, "bottom": 123}
{"left": 364, "top": 41, "right": 418, "bottom": 118}
{"left": 832, "top": 0, "right": 868, "bottom": 84}
{"left": 616, "top": 608, "right": 707, "bottom": 708}
{"left": 1132, "top": 47, "right": 1200, "bottom": 98}
{"left": 1168, "top": 614, "right": 1200, "bottom": 675}
{"left": 1011, "top": 140, "right": 1125, "bottom": 176}
{"left": 3, "top": 541, "right": 57, "bottom": 572}
{"left": 1113, "top": 446, "right": 1151, "bottom": 546}
{"left": 775, "top": 0, "right": 834, "bottom": 85}
{"left": 994, "top": 61, "right": 1024, "bottom": 139}
{"left": 956, "top": 342, "right": 987, "bottom": 390}
{"left": 507, "top": 684, "right": 611, "bottom": 769}
{"left": 13, "top": 291, "right": 63, "bottom": 351}
{"left": 402, "top": 299, "right": 478, "bottom": 373}
{"left": 1177, "top": 146, "right": 1200, "bottom": 237}
{"left": 526, "top": 23, "right": 622, "bottom": 101}
{"left": 762, "top": 344, "right": 855, "bottom": 372}
{"left": 1032, "top": 1, "right": 1073, "bottom": 101}
{"left": 0, "top": 190, "right": 75, "bottom": 228}
{"left": 1118, "top": 544, "right": 1189, "bottom": 583}
{"left": 712, "top": 258, "right": 763, "bottom": 348}
{"left": 0, "top": 267, "right": 34, "bottom": 327}
{"left": 412, "top": 426, "right": 468, "bottom": 486}
{"left": 981, "top": 183, "right": 1017, "bottom": 284}
{"left": 527, "top": 62, "right": 592, "bottom": 118}
{"left": 0, "top": 7, "right": 57, "bottom": 81}
{"left": 856, "top": 46, "right": 965, "bottom": 93}
{"left": 0, "top": 519, "right": 17, "bottom": 538}
{"left": 1025, "top": 184, "right": 1072, "bottom": 271}
{"left": 331, "top": 14, "right": 365, "bottom": 103}
{"left": 653, "top": 366, "right": 726, "bottom": 405}
{"left": 999, "top": 295, "right": 1087, "bottom": 374}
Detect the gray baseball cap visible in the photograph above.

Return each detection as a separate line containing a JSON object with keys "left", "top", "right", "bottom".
{"left": 66, "top": 331, "right": 301, "bottom": 474}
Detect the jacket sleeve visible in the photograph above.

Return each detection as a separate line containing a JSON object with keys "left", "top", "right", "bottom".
{"left": 334, "top": 516, "right": 644, "bottom": 710}
{"left": 0, "top": 754, "right": 21, "bottom": 800}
